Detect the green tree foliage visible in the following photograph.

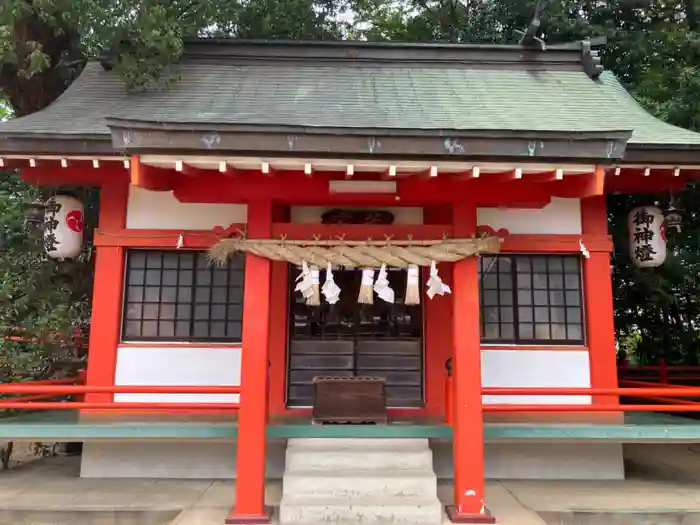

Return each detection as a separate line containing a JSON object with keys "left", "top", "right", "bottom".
{"left": 0, "top": 176, "right": 92, "bottom": 383}
{"left": 0, "top": 0, "right": 349, "bottom": 113}
{"left": 1, "top": 0, "right": 700, "bottom": 368}
{"left": 0, "top": 96, "right": 94, "bottom": 391}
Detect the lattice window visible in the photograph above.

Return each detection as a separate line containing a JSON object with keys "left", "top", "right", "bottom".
{"left": 479, "top": 255, "right": 584, "bottom": 344}
{"left": 122, "top": 250, "right": 245, "bottom": 342}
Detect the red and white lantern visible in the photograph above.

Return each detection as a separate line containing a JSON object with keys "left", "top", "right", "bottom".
{"left": 44, "top": 195, "right": 84, "bottom": 260}
{"left": 628, "top": 206, "right": 666, "bottom": 268}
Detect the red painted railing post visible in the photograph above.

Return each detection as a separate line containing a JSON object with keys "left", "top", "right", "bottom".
{"left": 445, "top": 358, "right": 453, "bottom": 425}
{"left": 659, "top": 358, "right": 669, "bottom": 386}
{"left": 617, "top": 358, "right": 628, "bottom": 381}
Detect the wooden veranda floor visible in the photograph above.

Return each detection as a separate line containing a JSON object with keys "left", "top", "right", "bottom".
{"left": 2, "top": 411, "right": 700, "bottom": 442}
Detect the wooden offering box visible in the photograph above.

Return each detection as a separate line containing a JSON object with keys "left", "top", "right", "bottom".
{"left": 312, "top": 376, "right": 388, "bottom": 425}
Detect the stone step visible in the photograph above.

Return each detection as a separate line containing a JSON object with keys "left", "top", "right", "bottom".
{"left": 286, "top": 438, "right": 429, "bottom": 452}
{"left": 285, "top": 447, "right": 434, "bottom": 472}
{"left": 282, "top": 470, "right": 438, "bottom": 499}
{"left": 279, "top": 496, "right": 443, "bottom": 525}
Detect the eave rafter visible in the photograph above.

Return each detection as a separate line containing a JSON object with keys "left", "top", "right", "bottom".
{"left": 9, "top": 154, "right": 700, "bottom": 198}
{"left": 605, "top": 164, "right": 700, "bottom": 194}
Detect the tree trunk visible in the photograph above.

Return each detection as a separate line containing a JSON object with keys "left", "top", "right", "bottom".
{"left": 0, "top": 10, "right": 84, "bottom": 117}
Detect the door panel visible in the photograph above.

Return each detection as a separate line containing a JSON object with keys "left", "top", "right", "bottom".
{"left": 287, "top": 266, "right": 424, "bottom": 408}
{"left": 356, "top": 370, "right": 423, "bottom": 385}
{"left": 386, "top": 386, "right": 425, "bottom": 407}
{"left": 355, "top": 339, "right": 422, "bottom": 355}
{"left": 289, "top": 354, "right": 356, "bottom": 369}
{"left": 287, "top": 340, "right": 355, "bottom": 407}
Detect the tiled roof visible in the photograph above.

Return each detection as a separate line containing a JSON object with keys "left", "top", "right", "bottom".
{"left": 1, "top": 40, "right": 699, "bottom": 150}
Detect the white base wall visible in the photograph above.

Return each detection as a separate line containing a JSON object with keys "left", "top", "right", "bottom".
{"left": 80, "top": 440, "right": 624, "bottom": 480}
{"left": 432, "top": 441, "right": 625, "bottom": 480}
{"left": 80, "top": 441, "right": 287, "bottom": 479}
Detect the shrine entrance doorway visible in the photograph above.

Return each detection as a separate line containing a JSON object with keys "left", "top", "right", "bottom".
{"left": 286, "top": 266, "right": 424, "bottom": 408}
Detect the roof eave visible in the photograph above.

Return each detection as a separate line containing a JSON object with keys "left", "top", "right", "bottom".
{"left": 107, "top": 122, "right": 632, "bottom": 163}
{"left": 0, "top": 135, "right": 115, "bottom": 156}
{"left": 623, "top": 143, "right": 700, "bottom": 164}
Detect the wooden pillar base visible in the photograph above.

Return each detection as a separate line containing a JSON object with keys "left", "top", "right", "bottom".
{"left": 225, "top": 507, "right": 272, "bottom": 524}
{"left": 446, "top": 506, "right": 496, "bottom": 524}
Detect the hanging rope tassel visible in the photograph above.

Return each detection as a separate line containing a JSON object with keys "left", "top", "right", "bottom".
{"left": 579, "top": 239, "right": 590, "bottom": 259}
{"left": 294, "top": 261, "right": 317, "bottom": 305}
{"left": 373, "top": 263, "right": 395, "bottom": 303}
{"left": 358, "top": 268, "right": 375, "bottom": 304}
{"left": 426, "top": 260, "right": 451, "bottom": 299}
{"left": 322, "top": 263, "right": 341, "bottom": 304}
{"left": 405, "top": 264, "right": 420, "bottom": 305}
{"left": 307, "top": 265, "right": 321, "bottom": 306}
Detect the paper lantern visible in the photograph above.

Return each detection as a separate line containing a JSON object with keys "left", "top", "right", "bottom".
{"left": 44, "top": 195, "right": 84, "bottom": 260}
{"left": 628, "top": 206, "right": 666, "bottom": 268}
{"left": 665, "top": 206, "right": 683, "bottom": 234}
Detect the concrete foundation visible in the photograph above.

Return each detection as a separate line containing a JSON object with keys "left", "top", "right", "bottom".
{"left": 80, "top": 440, "right": 625, "bottom": 480}
{"left": 279, "top": 439, "right": 442, "bottom": 525}
{"left": 80, "top": 441, "right": 287, "bottom": 479}
{"left": 434, "top": 441, "right": 625, "bottom": 480}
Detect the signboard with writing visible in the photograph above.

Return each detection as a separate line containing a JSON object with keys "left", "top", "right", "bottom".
{"left": 628, "top": 206, "right": 667, "bottom": 268}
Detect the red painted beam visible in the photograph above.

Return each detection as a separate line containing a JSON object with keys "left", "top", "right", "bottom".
{"left": 270, "top": 223, "right": 454, "bottom": 241}
{"left": 94, "top": 229, "right": 242, "bottom": 248}
{"left": 21, "top": 161, "right": 128, "bottom": 186}
{"left": 171, "top": 169, "right": 601, "bottom": 206}
{"left": 501, "top": 233, "right": 612, "bottom": 253}
{"left": 606, "top": 168, "right": 688, "bottom": 194}
{"left": 131, "top": 157, "right": 175, "bottom": 191}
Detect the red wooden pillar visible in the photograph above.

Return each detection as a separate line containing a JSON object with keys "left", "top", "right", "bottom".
{"left": 581, "top": 196, "right": 618, "bottom": 405}
{"left": 85, "top": 179, "right": 129, "bottom": 403}
{"left": 227, "top": 200, "right": 273, "bottom": 524}
{"left": 447, "top": 202, "right": 494, "bottom": 524}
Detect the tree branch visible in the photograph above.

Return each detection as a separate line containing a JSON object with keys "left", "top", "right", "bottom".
{"left": 684, "top": 0, "right": 698, "bottom": 31}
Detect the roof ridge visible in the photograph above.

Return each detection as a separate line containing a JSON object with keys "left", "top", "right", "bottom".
{"left": 179, "top": 38, "right": 591, "bottom": 72}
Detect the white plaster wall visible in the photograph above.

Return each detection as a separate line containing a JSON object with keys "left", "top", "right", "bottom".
{"left": 291, "top": 206, "right": 423, "bottom": 224}
{"left": 481, "top": 350, "right": 591, "bottom": 405}
{"left": 114, "top": 346, "right": 241, "bottom": 403}
{"left": 476, "top": 198, "right": 581, "bottom": 234}
{"left": 126, "top": 186, "right": 247, "bottom": 229}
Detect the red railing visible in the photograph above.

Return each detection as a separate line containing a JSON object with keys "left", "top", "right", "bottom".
{"left": 481, "top": 386, "right": 700, "bottom": 411}
{"left": 1, "top": 374, "right": 86, "bottom": 405}
{"left": 618, "top": 359, "right": 700, "bottom": 385}
{"left": 0, "top": 378, "right": 241, "bottom": 411}
{"left": 2, "top": 328, "right": 88, "bottom": 348}
{"left": 7, "top": 376, "right": 700, "bottom": 415}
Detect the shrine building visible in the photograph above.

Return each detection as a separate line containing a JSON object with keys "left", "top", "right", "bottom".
{"left": 1, "top": 38, "right": 700, "bottom": 524}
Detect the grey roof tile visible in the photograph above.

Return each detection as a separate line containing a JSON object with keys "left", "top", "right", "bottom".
{"left": 1, "top": 57, "right": 699, "bottom": 148}
{"left": 0, "top": 63, "right": 123, "bottom": 136}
